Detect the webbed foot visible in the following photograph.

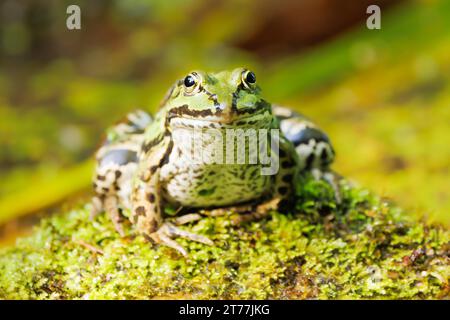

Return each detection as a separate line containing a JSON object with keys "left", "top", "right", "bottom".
{"left": 149, "top": 222, "right": 213, "bottom": 257}
{"left": 312, "top": 169, "right": 342, "bottom": 204}
{"left": 230, "top": 198, "right": 280, "bottom": 225}
{"left": 172, "top": 213, "right": 202, "bottom": 225}
{"left": 198, "top": 199, "right": 280, "bottom": 225}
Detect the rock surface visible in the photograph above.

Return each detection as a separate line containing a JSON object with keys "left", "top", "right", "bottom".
{"left": 0, "top": 177, "right": 448, "bottom": 299}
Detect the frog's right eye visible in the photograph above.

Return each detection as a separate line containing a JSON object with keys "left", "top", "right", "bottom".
{"left": 183, "top": 72, "right": 201, "bottom": 94}
{"left": 184, "top": 75, "right": 196, "bottom": 87}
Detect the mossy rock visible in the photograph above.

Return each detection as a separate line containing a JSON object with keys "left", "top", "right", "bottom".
{"left": 0, "top": 177, "right": 448, "bottom": 299}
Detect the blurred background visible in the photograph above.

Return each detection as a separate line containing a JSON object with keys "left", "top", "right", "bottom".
{"left": 0, "top": 0, "right": 449, "bottom": 245}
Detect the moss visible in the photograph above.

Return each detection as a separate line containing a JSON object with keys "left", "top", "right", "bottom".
{"left": 0, "top": 176, "right": 448, "bottom": 299}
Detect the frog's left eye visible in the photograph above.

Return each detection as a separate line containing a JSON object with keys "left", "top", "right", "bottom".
{"left": 241, "top": 70, "right": 256, "bottom": 89}
{"left": 183, "top": 72, "right": 201, "bottom": 94}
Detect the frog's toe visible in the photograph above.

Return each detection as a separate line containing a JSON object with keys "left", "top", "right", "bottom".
{"left": 162, "top": 222, "right": 213, "bottom": 245}
{"left": 90, "top": 196, "right": 103, "bottom": 220}
{"left": 231, "top": 197, "right": 280, "bottom": 225}
{"left": 173, "top": 213, "right": 202, "bottom": 225}
{"left": 104, "top": 196, "right": 126, "bottom": 237}
{"left": 150, "top": 222, "right": 213, "bottom": 256}
{"left": 163, "top": 222, "right": 214, "bottom": 246}
{"left": 155, "top": 232, "right": 188, "bottom": 257}
{"left": 323, "top": 171, "right": 342, "bottom": 204}
{"left": 312, "top": 169, "right": 342, "bottom": 204}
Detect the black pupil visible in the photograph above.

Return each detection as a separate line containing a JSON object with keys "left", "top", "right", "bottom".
{"left": 246, "top": 71, "right": 256, "bottom": 84}
{"left": 184, "top": 75, "right": 195, "bottom": 87}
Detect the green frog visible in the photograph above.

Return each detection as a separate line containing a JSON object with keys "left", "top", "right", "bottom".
{"left": 92, "top": 68, "right": 337, "bottom": 256}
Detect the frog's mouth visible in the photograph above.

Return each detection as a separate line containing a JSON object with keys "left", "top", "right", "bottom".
{"left": 168, "top": 109, "right": 271, "bottom": 129}
{"left": 167, "top": 102, "right": 272, "bottom": 128}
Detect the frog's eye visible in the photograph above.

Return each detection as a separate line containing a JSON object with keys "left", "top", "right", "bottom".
{"left": 183, "top": 72, "right": 201, "bottom": 94}
{"left": 184, "top": 75, "right": 196, "bottom": 87}
{"left": 241, "top": 70, "right": 256, "bottom": 89}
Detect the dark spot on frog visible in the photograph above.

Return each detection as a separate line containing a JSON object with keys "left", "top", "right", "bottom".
{"left": 282, "top": 174, "right": 293, "bottom": 183}
{"left": 282, "top": 160, "right": 295, "bottom": 168}
{"left": 150, "top": 166, "right": 158, "bottom": 174}
{"left": 149, "top": 219, "right": 158, "bottom": 232}
{"left": 147, "top": 193, "right": 156, "bottom": 203}
{"left": 115, "top": 170, "right": 122, "bottom": 179}
{"left": 97, "top": 175, "right": 106, "bottom": 181}
{"left": 290, "top": 127, "right": 330, "bottom": 147}
{"left": 305, "top": 153, "right": 315, "bottom": 168}
{"left": 198, "top": 187, "right": 217, "bottom": 197}
{"left": 278, "top": 187, "right": 288, "bottom": 195}
{"left": 135, "top": 206, "right": 146, "bottom": 217}
{"left": 249, "top": 169, "right": 258, "bottom": 179}
{"left": 319, "top": 148, "right": 326, "bottom": 159}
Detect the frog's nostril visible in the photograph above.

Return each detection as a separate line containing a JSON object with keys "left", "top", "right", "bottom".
{"left": 216, "top": 103, "right": 227, "bottom": 111}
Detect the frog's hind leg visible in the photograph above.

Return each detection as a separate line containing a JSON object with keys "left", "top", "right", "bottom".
{"left": 274, "top": 105, "right": 341, "bottom": 203}
{"left": 92, "top": 110, "right": 151, "bottom": 235}
{"left": 93, "top": 149, "right": 139, "bottom": 236}
{"left": 108, "top": 109, "right": 152, "bottom": 140}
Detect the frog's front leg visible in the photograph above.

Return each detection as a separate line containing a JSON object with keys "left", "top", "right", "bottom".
{"left": 131, "top": 137, "right": 213, "bottom": 256}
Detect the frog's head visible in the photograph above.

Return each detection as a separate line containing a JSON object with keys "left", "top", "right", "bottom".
{"left": 163, "top": 68, "right": 271, "bottom": 126}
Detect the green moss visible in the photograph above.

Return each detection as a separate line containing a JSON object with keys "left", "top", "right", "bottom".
{"left": 0, "top": 177, "right": 448, "bottom": 299}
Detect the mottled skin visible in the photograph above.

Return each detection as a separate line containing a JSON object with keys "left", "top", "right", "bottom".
{"left": 92, "top": 68, "right": 336, "bottom": 255}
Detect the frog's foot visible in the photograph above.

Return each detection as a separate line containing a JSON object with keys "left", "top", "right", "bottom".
{"left": 311, "top": 169, "right": 342, "bottom": 204}
{"left": 90, "top": 196, "right": 103, "bottom": 219}
{"left": 172, "top": 213, "right": 203, "bottom": 225}
{"left": 103, "top": 196, "right": 126, "bottom": 237}
{"left": 230, "top": 198, "right": 280, "bottom": 225}
{"left": 150, "top": 222, "right": 213, "bottom": 257}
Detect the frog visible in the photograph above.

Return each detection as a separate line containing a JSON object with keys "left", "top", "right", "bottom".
{"left": 92, "top": 68, "right": 337, "bottom": 256}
